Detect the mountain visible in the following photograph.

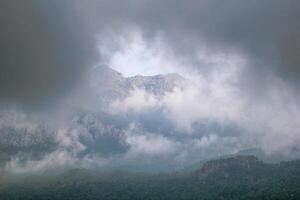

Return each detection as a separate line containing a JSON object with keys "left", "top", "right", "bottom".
{"left": 0, "top": 67, "right": 187, "bottom": 169}
{"left": 0, "top": 124, "right": 57, "bottom": 167}
{"left": 126, "top": 73, "right": 185, "bottom": 96}
{"left": 198, "top": 155, "right": 263, "bottom": 178}
{"left": 89, "top": 66, "right": 187, "bottom": 107}
{"left": 0, "top": 155, "right": 299, "bottom": 200}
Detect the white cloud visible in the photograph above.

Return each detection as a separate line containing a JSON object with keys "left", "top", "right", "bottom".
{"left": 106, "top": 41, "right": 300, "bottom": 155}
{"left": 124, "top": 123, "right": 177, "bottom": 157}
{"left": 5, "top": 150, "right": 77, "bottom": 174}
{"left": 2, "top": 30, "right": 300, "bottom": 173}
{"left": 99, "top": 29, "right": 191, "bottom": 77}
{"left": 110, "top": 87, "right": 158, "bottom": 114}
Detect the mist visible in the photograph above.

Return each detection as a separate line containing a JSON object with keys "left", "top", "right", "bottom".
{"left": 0, "top": 0, "right": 300, "bottom": 174}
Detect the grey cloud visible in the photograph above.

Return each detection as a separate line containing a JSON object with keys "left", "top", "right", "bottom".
{"left": 0, "top": 0, "right": 96, "bottom": 108}
{"left": 84, "top": 0, "right": 300, "bottom": 92}
{"left": 2, "top": 0, "right": 299, "bottom": 107}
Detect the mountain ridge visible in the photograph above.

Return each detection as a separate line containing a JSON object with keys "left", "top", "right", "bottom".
{"left": 0, "top": 155, "right": 299, "bottom": 200}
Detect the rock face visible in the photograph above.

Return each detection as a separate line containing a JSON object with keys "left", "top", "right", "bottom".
{"left": 90, "top": 67, "right": 187, "bottom": 107}
{"left": 0, "top": 124, "right": 57, "bottom": 166}
{"left": 198, "top": 155, "right": 263, "bottom": 179}
{"left": 126, "top": 73, "right": 185, "bottom": 96}
{"left": 200, "top": 155, "right": 261, "bottom": 173}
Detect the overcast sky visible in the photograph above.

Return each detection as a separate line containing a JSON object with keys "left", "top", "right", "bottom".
{"left": 1, "top": 0, "right": 300, "bottom": 105}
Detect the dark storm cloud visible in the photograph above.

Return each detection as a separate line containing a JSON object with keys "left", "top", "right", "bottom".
{"left": 137, "top": 0, "right": 300, "bottom": 86}
{"left": 0, "top": 0, "right": 96, "bottom": 108}
{"left": 1, "top": 0, "right": 300, "bottom": 107}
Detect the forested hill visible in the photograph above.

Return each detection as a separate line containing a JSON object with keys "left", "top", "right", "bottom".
{"left": 0, "top": 155, "right": 299, "bottom": 200}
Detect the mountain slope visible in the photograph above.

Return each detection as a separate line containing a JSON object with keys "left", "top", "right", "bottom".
{"left": 0, "top": 67, "right": 188, "bottom": 169}
{"left": 0, "top": 156, "right": 299, "bottom": 200}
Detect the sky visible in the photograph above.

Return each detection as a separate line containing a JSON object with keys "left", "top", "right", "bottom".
{"left": 0, "top": 0, "right": 300, "bottom": 173}
{"left": 1, "top": 0, "right": 300, "bottom": 105}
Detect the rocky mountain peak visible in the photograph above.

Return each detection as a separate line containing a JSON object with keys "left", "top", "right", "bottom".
{"left": 198, "top": 155, "right": 262, "bottom": 178}
{"left": 89, "top": 67, "right": 187, "bottom": 104}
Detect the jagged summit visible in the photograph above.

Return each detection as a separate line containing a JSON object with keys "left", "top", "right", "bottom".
{"left": 90, "top": 66, "right": 187, "bottom": 105}
{"left": 0, "top": 67, "right": 188, "bottom": 167}
{"left": 93, "top": 66, "right": 185, "bottom": 85}
{"left": 126, "top": 72, "right": 186, "bottom": 96}
{"left": 92, "top": 66, "right": 184, "bottom": 82}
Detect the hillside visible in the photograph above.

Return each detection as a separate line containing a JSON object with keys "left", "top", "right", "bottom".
{"left": 0, "top": 156, "right": 299, "bottom": 200}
